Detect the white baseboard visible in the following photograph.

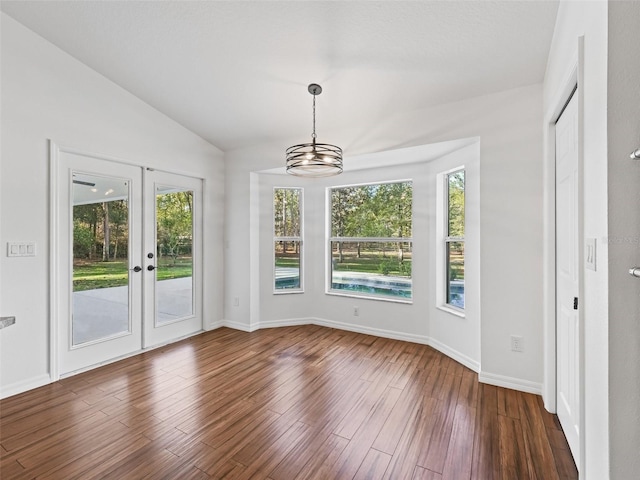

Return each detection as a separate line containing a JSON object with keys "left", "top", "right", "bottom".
{"left": 255, "top": 318, "right": 313, "bottom": 329}
{"left": 311, "top": 316, "right": 431, "bottom": 344}
{"left": 219, "top": 319, "right": 254, "bottom": 332}
{"left": 478, "top": 371, "right": 542, "bottom": 395}
{"left": 1, "top": 374, "right": 52, "bottom": 400}
{"left": 205, "top": 320, "right": 225, "bottom": 331}
{"left": 428, "top": 337, "right": 480, "bottom": 373}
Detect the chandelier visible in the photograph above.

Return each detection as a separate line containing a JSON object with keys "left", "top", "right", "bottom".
{"left": 286, "top": 83, "right": 343, "bottom": 177}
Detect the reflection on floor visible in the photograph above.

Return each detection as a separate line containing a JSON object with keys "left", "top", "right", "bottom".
{"left": 72, "top": 277, "right": 193, "bottom": 345}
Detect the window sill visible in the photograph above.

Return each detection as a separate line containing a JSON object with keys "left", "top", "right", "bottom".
{"left": 326, "top": 290, "right": 413, "bottom": 305}
{"left": 437, "top": 305, "right": 466, "bottom": 318}
{"left": 273, "top": 290, "right": 304, "bottom": 295}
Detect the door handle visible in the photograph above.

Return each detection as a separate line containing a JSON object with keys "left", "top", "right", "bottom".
{"left": 629, "top": 267, "right": 640, "bottom": 278}
{"left": 132, "top": 266, "right": 142, "bottom": 272}
{"left": 147, "top": 265, "right": 156, "bottom": 271}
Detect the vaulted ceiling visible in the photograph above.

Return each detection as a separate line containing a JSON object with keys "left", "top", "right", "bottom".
{"left": 1, "top": 1, "right": 559, "bottom": 154}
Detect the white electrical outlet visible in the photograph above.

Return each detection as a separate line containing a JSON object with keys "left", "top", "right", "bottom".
{"left": 233, "top": 297, "right": 240, "bottom": 307}
{"left": 511, "top": 335, "right": 524, "bottom": 352}
{"left": 353, "top": 306, "right": 359, "bottom": 316}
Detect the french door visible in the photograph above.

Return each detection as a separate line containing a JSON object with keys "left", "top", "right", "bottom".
{"left": 54, "top": 149, "right": 202, "bottom": 376}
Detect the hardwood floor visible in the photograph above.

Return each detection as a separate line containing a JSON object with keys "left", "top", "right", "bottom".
{"left": 0, "top": 325, "right": 577, "bottom": 479}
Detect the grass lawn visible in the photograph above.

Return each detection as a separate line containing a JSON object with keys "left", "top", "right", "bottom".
{"left": 73, "top": 257, "right": 193, "bottom": 292}
{"left": 274, "top": 256, "right": 300, "bottom": 268}
{"left": 332, "top": 253, "right": 412, "bottom": 277}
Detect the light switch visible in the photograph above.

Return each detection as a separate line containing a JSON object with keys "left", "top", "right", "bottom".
{"left": 7, "top": 242, "right": 36, "bottom": 257}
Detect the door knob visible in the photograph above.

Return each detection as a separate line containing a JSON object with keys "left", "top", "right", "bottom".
{"left": 132, "top": 266, "right": 142, "bottom": 272}
{"left": 147, "top": 265, "right": 156, "bottom": 271}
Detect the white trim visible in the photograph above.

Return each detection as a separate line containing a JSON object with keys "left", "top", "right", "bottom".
{"left": 49, "top": 141, "right": 61, "bottom": 381}
{"left": 427, "top": 336, "right": 479, "bottom": 372}
{"left": 253, "top": 317, "right": 312, "bottom": 330}
{"left": 222, "top": 319, "right": 255, "bottom": 332}
{"left": 0, "top": 374, "right": 53, "bottom": 400}
{"left": 478, "top": 371, "right": 542, "bottom": 395}
{"left": 576, "top": 38, "right": 586, "bottom": 475}
{"left": 329, "top": 178, "right": 414, "bottom": 190}
{"left": 206, "top": 319, "right": 225, "bottom": 331}
{"left": 51, "top": 144, "right": 204, "bottom": 180}
{"left": 436, "top": 305, "right": 466, "bottom": 318}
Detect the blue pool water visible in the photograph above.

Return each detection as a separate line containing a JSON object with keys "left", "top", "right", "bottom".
{"left": 331, "top": 281, "right": 412, "bottom": 299}
{"left": 276, "top": 272, "right": 465, "bottom": 307}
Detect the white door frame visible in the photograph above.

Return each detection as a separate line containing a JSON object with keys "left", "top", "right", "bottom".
{"left": 542, "top": 37, "right": 585, "bottom": 474}
{"left": 49, "top": 142, "right": 206, "bottom": 380}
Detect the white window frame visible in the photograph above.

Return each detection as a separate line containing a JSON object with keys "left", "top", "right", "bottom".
{"left": 326, "top": 180, "right": 413, "bottom": 303}
{"left": 439, "top": 167, "right": 465, "bottom": 314}
{"left": 273, "top": 187, "right": 304, "bottom": 294}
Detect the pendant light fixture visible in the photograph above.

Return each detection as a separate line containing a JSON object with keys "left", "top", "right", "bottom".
{"left": 286, "top": 83, "right": 343, "bottom": 177}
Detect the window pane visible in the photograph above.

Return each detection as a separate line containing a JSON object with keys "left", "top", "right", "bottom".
{"left": 331, "top": 182, "right": 412, "bottom": 238}
{"left": 331, "top": 241, "right": 412, "bottom": 299}
{"left": 156, "top": 188, "right": 194, "bottom": 323}
{"left": 446, "top": 241, "right": 465, "bottom": 308}
{"left": 72, "top": 173, "right": 130, "bottom": 345}
{"left": 274, "top": 188, "right": 301, "bottom": 237}
{"left": 448, "top": 171, "right": 465, "bottom": 237}
{"left": 275, "top": 241, "right": 301, "bottom": 290}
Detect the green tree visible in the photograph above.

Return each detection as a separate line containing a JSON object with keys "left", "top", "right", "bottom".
{"left": 73, "top": 219, "right": 94, "bottom": 259}
{"left": 73, "top": 203, "right": 103, "bottom": 259}
{"left": 108, "top": 200, "right": 128, "bottom": 260}
{"left": 448, "top": 171, "right": 465, "bottom": 237}
{"left": 274, "top": 189, "right": 301, "bottom": 255}
{"left": 331, "top": 182, "right": 412, "bottom": 262}
{"left": 157, "top": 191, "right": 193, "bottom": 265}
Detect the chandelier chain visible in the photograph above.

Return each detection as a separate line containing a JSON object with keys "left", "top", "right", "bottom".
{"left": 312, "top": 94, "right": 317, "bottom": 140}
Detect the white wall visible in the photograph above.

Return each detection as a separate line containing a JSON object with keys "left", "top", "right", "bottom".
{"left": 226, "top": 83, "right": 544, "bottom": 392}
{"left": 0, "top": 14, "right": 225, "bottom": 397}
{"left": 607, "top": 2, "right": 640, "bottom": 478}
{"left": 543, "top": 1, "right": 609, "bottom": 477}
{"left": 255, "top": 143, "right": 480, "bottom": 371}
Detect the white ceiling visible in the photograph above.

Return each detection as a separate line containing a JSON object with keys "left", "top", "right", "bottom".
{"left": 1, "top": 1, "right": 559, "bottom": 154}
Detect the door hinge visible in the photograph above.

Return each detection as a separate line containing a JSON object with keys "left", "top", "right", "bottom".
{"left": 573, "top": 297, "right": 579, "bottom": 310}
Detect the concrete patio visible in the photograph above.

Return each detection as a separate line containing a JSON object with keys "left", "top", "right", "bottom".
{"left": 72, "top": 276, "right": 193, "bottom": 345}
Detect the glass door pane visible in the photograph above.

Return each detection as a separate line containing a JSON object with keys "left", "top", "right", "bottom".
{"left": 72, "top": 172, "right": 131, "bottom": 346}
{"left": 155, "top": 186, "right": 194, "bottom": 324}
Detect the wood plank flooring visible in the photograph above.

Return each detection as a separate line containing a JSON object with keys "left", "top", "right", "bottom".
{"left": 0, "top": 325, "right": 578, "bottom": 479}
